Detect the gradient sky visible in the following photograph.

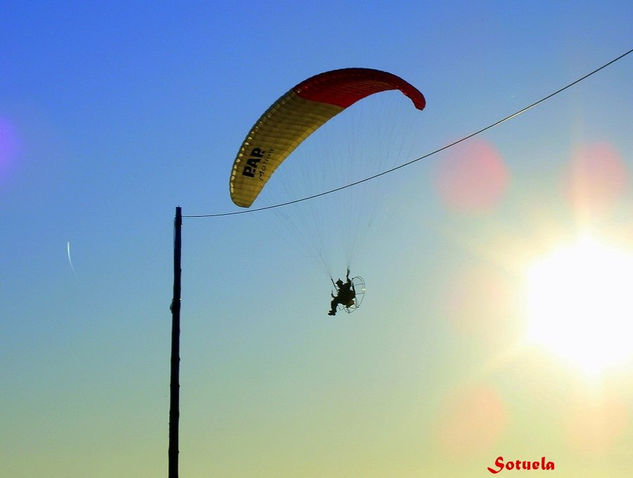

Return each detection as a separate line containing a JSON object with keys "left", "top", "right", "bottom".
{"left": 2, "top": 2, "right": 633, "bottom": 477}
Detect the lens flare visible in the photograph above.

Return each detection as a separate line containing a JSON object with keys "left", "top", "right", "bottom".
{"left": 564, "top": 142, "right": 627, "bottom": 213}
{"left": 0, "top": 117, "right": 19, "bottom": 185}
{"left": 435, "top": 385, "right": 508, "bottom": 456}
{"left": 434, "top": 139, "right": 509, "bottom": 213}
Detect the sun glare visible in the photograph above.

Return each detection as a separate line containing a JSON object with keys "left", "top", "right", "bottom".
{"left": 525, "top": 235, "right": 633, "bottom": 377}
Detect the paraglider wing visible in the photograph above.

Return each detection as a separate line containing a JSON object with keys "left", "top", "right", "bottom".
{"left": 229, "top": 68, "right": 426, "bottom": 207}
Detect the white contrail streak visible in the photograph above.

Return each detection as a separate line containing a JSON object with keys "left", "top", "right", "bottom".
{"left": 67, "top": 241, "right": 76, "bottom": 275}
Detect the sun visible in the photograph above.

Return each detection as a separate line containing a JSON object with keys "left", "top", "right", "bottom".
{"left": 524, "top": 235, "right": 633, "bottom": 377}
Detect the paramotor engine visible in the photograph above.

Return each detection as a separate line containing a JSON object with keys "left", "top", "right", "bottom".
{"left": 334, "top": 276, "right": 366, "bottom": 314}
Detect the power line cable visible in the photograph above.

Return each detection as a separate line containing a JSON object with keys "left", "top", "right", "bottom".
{"left": 185, "top": 47, "right": 633, "bottom": 219}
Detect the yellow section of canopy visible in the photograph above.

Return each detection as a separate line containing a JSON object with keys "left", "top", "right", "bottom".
{"left": 230, "top": 90, "right": 343, "bottom": 208}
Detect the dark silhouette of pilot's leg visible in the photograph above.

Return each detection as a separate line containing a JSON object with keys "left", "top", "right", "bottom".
{"left": 329, "top": 298, "right": 338, "bottom": 315}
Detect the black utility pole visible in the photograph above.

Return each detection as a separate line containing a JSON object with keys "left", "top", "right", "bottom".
{"left": 169, "top": 206, "right": 182, "bottom": 478}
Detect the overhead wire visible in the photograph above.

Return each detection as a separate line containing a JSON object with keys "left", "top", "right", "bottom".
{"left": 184, "top": 47, "right": 633, "bottom": 219}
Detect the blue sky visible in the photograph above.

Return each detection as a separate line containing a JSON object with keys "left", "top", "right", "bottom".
{"left": 2, "top": 2, "right": 633, "bottom": 476}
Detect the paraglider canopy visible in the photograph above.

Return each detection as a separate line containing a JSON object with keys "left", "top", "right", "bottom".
{"left": 229, "top": 68, "right": 426, "bottom": 208}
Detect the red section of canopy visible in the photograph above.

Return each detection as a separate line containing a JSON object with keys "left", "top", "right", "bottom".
{"left": 293, "top": 68, "right": 426, "bottom": 110}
